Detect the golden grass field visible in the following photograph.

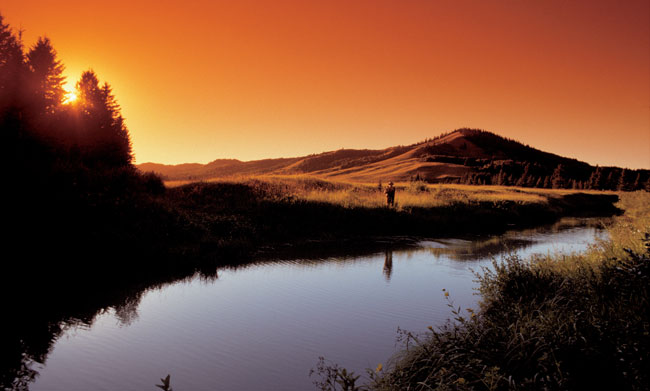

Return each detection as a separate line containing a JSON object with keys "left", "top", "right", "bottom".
{"left": 164, "top": 174, "right": 613, "bottom": 210}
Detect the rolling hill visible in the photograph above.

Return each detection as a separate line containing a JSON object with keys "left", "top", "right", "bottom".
{"left": 137, "top": 129, "right": 649, "bottom": 190}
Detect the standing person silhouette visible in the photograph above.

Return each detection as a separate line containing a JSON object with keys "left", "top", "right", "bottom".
{"left": 385, "top": 181, "right": 396, "bottom": 207}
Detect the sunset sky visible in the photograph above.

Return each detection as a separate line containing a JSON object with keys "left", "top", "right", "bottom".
{"left": 3, "top": 0, "right": 649, "bottom": 168}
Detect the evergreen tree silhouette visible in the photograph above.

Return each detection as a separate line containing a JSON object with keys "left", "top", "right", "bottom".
{"left": 75, "top": 70, "right": 133, "bottom": 166}
{"left": 26, "top": 37, "right": 65, "bottom": 115}
{"left": 0, "top": 14, "right": 26, "bottom": 130}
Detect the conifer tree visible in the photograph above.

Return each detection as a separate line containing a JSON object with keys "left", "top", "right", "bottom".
{"left": 632, "top": 172, "right": 641, "bottom": 191}
{"left": 551, "top": 164, "right": 565, "bottom": 188}
{"left": 26, "top": 37, "right": 65, "bottom": 115}
{"left": 516, "top": 163, "right": 530, "bottom": 187}
{"left": 616, "top": 168, "right": 629, "bottom": 191}
{"left": 75, "top": 70, "right": 133, "bottom": 166}
{"left": 0, "top": 14, "right": 26, "bottom": 115}
{"left": 605, "top": 170, "right": 616, "bottom": 191}
{"left": 588, "top": 167, "right": 603, "bottom": 190}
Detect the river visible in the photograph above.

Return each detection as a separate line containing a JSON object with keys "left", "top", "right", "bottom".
{"left": 26, "top": 218, "right": 607, "bottom": 390}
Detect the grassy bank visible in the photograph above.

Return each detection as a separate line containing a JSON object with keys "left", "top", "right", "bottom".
{"left": 314, "top": 191, "right": 649, "bottom": 391}
{"left": 161, "top": 176, "right": 620, "bottom": 260}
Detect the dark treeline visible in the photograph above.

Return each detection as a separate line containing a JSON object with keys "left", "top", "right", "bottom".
{"left": 1, "top": 21, "right": 133, "bottom": 171}
{"left": 458, "top": 161, "right": 650, "bottom": 191}
{"left": 1, "top": 12, "right": 167, "bottom": 254}
{"left": 419, "top": 129, "right": 650, "bottom": 191}
{"left": 1, "top": 16, "right": 178, "bottom": 388}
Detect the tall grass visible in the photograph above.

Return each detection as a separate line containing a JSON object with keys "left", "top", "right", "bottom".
{"left": 190, "top": 175, "right": 573, "bottom": 210}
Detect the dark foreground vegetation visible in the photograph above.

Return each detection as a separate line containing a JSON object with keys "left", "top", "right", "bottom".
{"left": 311, "top": 192, "right": 650, "bottom": 391}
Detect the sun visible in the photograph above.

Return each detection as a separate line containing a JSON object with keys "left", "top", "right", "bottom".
{"left": 62, "top": 83, "right": 77, "bottom": 104}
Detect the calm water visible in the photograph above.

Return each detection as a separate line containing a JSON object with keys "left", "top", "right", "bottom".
{"left": 29, "top": 219, "right": 607, "bottom": 391}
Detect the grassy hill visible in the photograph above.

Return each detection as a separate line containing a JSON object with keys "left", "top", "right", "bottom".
{"left": 138, "top": 129, "right": 649, "bottom": 190}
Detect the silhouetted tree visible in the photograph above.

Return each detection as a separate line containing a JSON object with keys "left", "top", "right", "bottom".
{"left": 0, "top": 14, "right": 25, "bottom": 104}
{"left": 0, "top": 14, "right": 26, "bottom": 134}
{"left": 26, "top": 37, "right": 65, "bottom": 115}
{"left": 75, "top": 70, "right": 133, "bottom": 166}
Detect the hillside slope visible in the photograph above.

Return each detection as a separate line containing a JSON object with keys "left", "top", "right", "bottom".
{"left": 137, "top": 129, "right": 650, "bottom": 190}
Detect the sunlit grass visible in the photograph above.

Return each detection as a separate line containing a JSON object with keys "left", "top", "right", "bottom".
{"left": 167, "top": 174, "right": 598, "bottom": 210}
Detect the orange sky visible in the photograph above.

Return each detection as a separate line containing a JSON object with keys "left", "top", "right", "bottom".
{"left": 3, "top": 0, "right": 650, "bottom": 168}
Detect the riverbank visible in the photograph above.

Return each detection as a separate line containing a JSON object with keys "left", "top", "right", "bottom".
{"left": 161, "top": 177, "right": 621, "bottom": 262}
{"left": 319, "top": 190, "right": 649, "bottom": 391}
{"left": 6, "top": 175, "right": 621, "bottom": 274}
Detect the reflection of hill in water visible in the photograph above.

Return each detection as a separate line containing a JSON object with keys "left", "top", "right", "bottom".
{"left": 411, "top": 217, "right": 609, "bottom": 262}
{"left": 419, "top": 237, "right": 536, "bottom": 261}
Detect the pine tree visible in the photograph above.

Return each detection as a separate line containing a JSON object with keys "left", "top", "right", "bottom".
{"left": 632, "top": 172, "right": 641, "bottom": 191}
{"left": 605, "top": 170, "right": 616, "bottom": 191}
{"left": 494, "top": 169, "right": 505, "bottom": 186}
{"left": 516, "top": 163, "right": 530, "bottom": 187}
{"left": 588, "top": 167, "right": 603, "bottom": 190}
{"left": 0, "top": 13, "right": 26, "bottom": 114}
{"left": 617, "top": 168, "right": 628, "bottom": 191}
{"left": 76, "top": 70, "right": 101, "bottom": 112}
{"left": 551, "top": 164, "right": 565, "bottom": 189}
{"left": 74, "top": 70, "right": 133, "bottom": 166}
{"left": 26, "top": 37, "right": 65, "bottom": 115}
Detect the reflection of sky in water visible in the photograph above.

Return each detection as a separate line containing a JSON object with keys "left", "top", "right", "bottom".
{"left": 31, "top": 219, "right": 608, "bottom": 391}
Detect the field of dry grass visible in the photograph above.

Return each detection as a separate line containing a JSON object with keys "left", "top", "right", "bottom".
{"left": 165, "top": 174, "right": 611, "bottom": 210}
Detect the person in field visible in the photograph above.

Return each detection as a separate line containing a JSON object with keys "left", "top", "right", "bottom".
{"left": 385, "top": 181, "right": 396, "bottom": 207}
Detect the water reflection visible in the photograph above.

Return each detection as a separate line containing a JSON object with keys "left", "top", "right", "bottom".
{"left": 3, "top": 217, "right": 610, "bottom": 391}
{"left": 383, "top": 251, "right": 393, "bottom": 281}
{"left": 413, "top": 217, "right": 609, "bottom": 262}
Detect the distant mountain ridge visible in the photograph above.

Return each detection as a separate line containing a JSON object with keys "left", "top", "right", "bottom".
{"left": 138, "top": 129, "right": 650, "bottom": 190}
